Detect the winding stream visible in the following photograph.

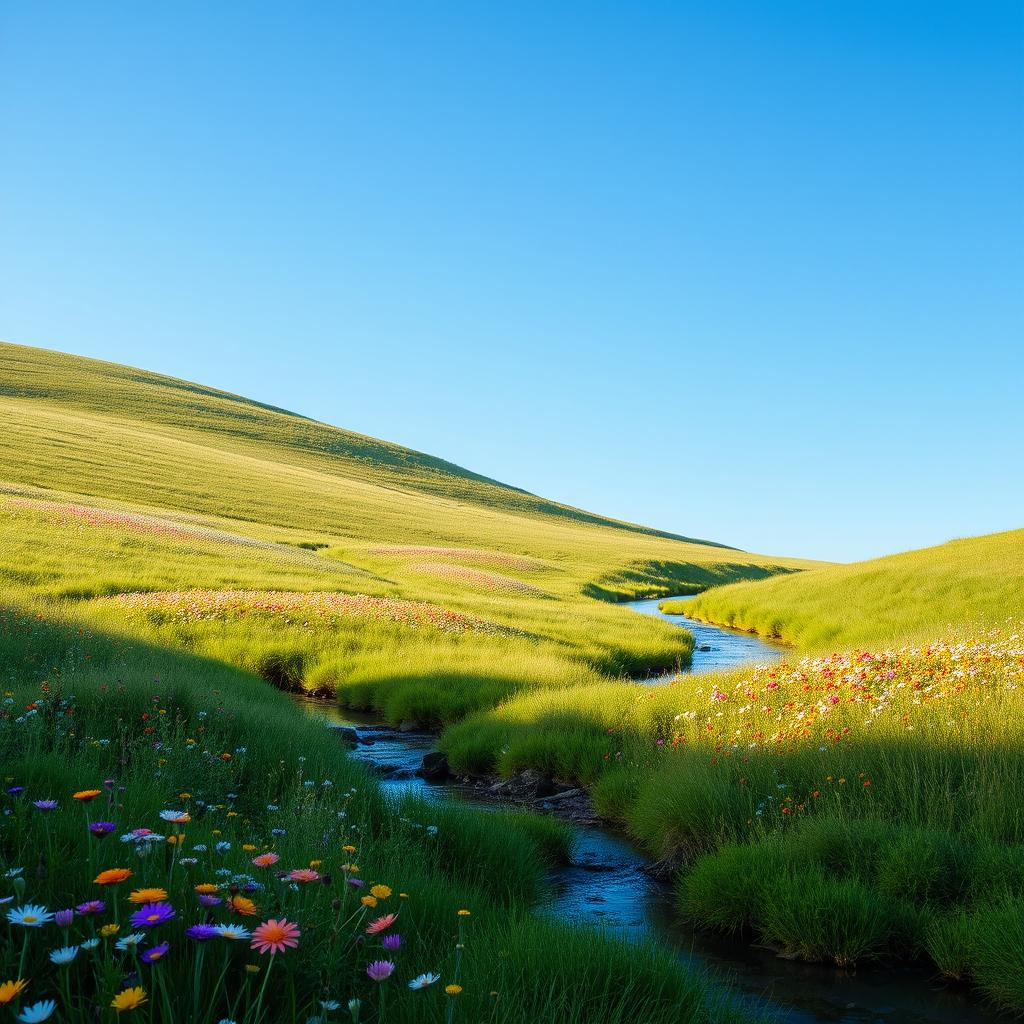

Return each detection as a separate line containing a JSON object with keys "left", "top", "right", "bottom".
{"left": 296, "top": 598, "right": 997, "bottom": 1024}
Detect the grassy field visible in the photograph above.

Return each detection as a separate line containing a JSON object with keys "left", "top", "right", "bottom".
{"left": 0, "top": 341, "right": 817, "bottom": 1023}
{"left": 675, "top": 529, "right": 1024, "bottom": 648}
{"left": 4, "top": 340, "right": 1021, "bottom": 1018}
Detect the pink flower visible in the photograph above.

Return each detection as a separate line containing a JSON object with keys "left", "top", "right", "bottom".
{"left": 250, "top": 918, "right": 300, "bottom": 955}
{"left": 366, "top": 960, "right": 395, "bottom": 982}
{"left": 366, "top": 913, "right": 397, "bottom": 935}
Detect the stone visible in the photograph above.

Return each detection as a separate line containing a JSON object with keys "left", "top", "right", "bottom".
{"left": 331, "top": 726, "right": 359, "bottom": 747}
{"left": 398, "top": 720, "right": 419, "bottom": 733}
{"left": 416, "top": 751, "right": 450, "bottom": 782}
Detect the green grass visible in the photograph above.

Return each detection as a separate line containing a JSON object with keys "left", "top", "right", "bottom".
{"left": 0, "top": 341, "right": 814, "bottom": 1023}
{"left": 679, "top": 529, "right": 1024, "bottom": 649}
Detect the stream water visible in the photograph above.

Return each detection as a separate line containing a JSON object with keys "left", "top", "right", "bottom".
{"left": 295, "top": 598, "right": 997, "bottom": 1024}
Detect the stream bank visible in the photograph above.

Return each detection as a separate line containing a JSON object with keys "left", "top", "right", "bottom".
{"left": 294, "top": 599, "right": 997, "bottom": 1024}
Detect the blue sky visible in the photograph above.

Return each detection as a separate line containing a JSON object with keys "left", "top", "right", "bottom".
{"left": 2, "top": 2, "right": 1021, "bottom": 562}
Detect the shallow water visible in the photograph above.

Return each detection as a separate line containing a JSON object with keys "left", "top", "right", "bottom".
{"left": 294, "top": 599, "right": 999, "bottom": 1024}
{"left": 627, "top": 594, "right": 786, "bottom": 678}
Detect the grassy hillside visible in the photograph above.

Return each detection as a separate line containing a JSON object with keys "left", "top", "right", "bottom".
{"left": 0, "top": 340, "right": 814, "bottom": 1022}
{"left": 676, "top": 529, "right": 1024, "bottom": 649}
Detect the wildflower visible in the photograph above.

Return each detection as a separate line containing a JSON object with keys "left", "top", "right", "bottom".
{"left": 445, "top": 984, "right": 463, "bottom": 996}
{"left": 194, "top": 883, "right": 218, "bottom": 895}
{"left": 115, "top": 933, "right": 145, "bottom": 951}
{"left": 186, "top": 924, "right": 220, "bottom": 941}
{"left": 0, "top": 980, "right": 29, "bottom": 1004}
{"left": 216, "top": 924, "right": 251, "bottom": 941}
{"left": 366, "top": 914, "right": 396, "bottom": 935}
{"left": 369, "top": 884, "right": 391, "bottom": 900}
{"left": 74, "top": 789, "right": 102, "bottom": 802}
{"left": 228, "top": 895, "right": 257, "bottom": 916}
{"left": 198, "top": 894, "right": 222, "bottom": 907}
{"left": 360, "top": 895, "right": 377, "bottom": 908}
{"left": 288, "top": 868, "right": 319, "bottom": 883}
{"left": 159, "top": 810, "right": 190, "bottom": 823}
{"left": 94, "top": 868, "right": 132, "bottom": 885}
{"left": 54, "top": 909, "right": 74, "bottom": 927}
{"left": 140, "top": 942, "right": 169, "bottom": 963}
{"left": 81, "top": 938, "right": 100, "bottom": 950}
{"left": 130, "top": 902, "right": 176, "bottom": 929}
{"left": 8, "top": 904, "right": 54, "bottom": 927}
{"left": 49, "top": 946, "right": 79, "bottom": 964}
{"left": 100, "top": 924, "right": 120, "bottom": 937}
{"left": 457, "top": 909, "right": 471, "bottom": 917}
{"left": 90, "top": 822, "right": 117, "bottom": 836}
{"left": 366, "top": 960, "right": 394, "bottom": 982}
{"left": 251, "top": 853, "right": 279, "bottom": 868}
{"left": 382, "top": 934, "right": 401, "bottom": 951}
{"left": 250, "top": 918, "right": 301, "bottom": 955}
{"left": 342, "top": 844, "right": 356, "bottom": 853}
{"left": 111, "top": 986, "right": 147, "bottom": 1012}
{"left": 129, "top": 888, "right": 168, "bottom": 905}
{"left": 32, "top": 800, "right": 58, "bottom": 811}
{"left": 321, "top": 1001, "right": 341, "bottom": 1011}
{"left": 409, "top": 973, "right": 440, "bottom": 989}
{"left": 75, "top": 900, "right": 105, "bottom": 915}
{"left": 16, "top": 1000, "right": 56, "bottom": 1023}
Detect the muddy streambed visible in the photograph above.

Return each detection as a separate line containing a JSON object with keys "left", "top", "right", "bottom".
{"left": 294, "top": 598, "right": 997, "bottom": 1024}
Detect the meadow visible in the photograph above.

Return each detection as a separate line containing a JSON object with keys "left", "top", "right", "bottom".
{"left": 3, "top": 341, "right": 1022, "bottom": 1019}
{"left": 1, "top": 343, "right": 813, "bottom": 1022}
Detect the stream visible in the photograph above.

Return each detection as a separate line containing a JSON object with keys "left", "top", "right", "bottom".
{"left": 296, "top": 597, "right": 997, "bottom": 1024}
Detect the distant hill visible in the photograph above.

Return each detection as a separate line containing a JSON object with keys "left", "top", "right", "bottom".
{"left": 681, "top": 529, "right": 1024, "bottom": 648}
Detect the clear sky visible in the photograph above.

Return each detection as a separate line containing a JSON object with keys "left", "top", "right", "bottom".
{"left": 2, "top": 2, "right": 1021, "bottom": 562}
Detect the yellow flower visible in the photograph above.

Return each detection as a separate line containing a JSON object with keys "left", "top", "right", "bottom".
{"left": 100, "top": 923, "right": 120, "bottom": 937}
{"left": 111, "top": 986, "right": 147, "bottom": 1012}
{"left": 129, "top": 888, "right": 168, "bottom": 905}
{"left": 245, "top": 964, "right": 260, "bottom": 974}
{"left": 342, "top": 844, "right": 357, "bottom": 853}
{"left": 179, "top": 792, "right": 192, "bottom": 799}
{"left": 309, "top": 859, "right": 322, "bottom": 869}
{"left": 360, "top": 895, "right": 378, "bottom": 908}
{"left": 0, "top": 979, "right": 28, "bottom": 1005}
{"left": 242, "top": 844, "right": 257, "bottom": 853}
{"left": 370, "top": 884, "right": 391, "bottom": 900}
{"left": 445, "top": 984, "right": 463, "bottom": 996}
{"left": 166, "top": 835, "right": 181, "bottom": 845}
{"left": 194, "top": 883, "right": 218, "bottom": 895}
{"left": 341, "top": 863, "right": 359, "bottom": 873}
{"left": 227, "top": 811, "right": 238, "bottom": 818}
{"left": 457, "top": 909, "right": 471, "bottom": 917}
{"left": 399, "top": 892, "right": 409, "bottom": 899}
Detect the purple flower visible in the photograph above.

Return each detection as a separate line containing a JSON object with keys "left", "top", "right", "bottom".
{"left": 366, "top": 960, "right": 395, "bottom": 982}
{"left": 6, "top": 786, "right": 24, "bottom": 795}
{"left": 33, "top": 800, "right": 58, "bottom": 811}
{"left": 76, "top": 900, "right": 105, "bottom": 916}
{"left": 54, "top": 909, "right": 74, "bottom": 928}
{"left": 347, "top": 878, "right": 365, "bottom": 889}
{"left": 185, "top": 924, "right": 219, "bottom": 942}
{"left": 140, "top": 942, "right": 169, "bottom": 963}
{"left": 89, "top": 821, "right": 116, "bottom": 837}
{"left": 382, "top": 933, "right": 402, "bottom": 951}
{"left": 197, "top": 894, "right": 222, "bottom": 907}
{"left": 129, "top": 902, "right": 176, "bottom": 929}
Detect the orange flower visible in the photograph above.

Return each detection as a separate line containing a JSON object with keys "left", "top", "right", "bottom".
{"left": 229, "top": 895, "right": 257, "bottom": 917}
{"left": 74, "top": 789, "right": 103, "bottom": 802}
{"left": 0, "top": 979, "right": 28, "bottom": 1005}
{"left": 194, "top": 883, "right": 218, "bottom": 895}
{"left": 95, "top": 868, "right": 132, "bottom": 885}
{"left": 129, "top": 888, "right": 168, "bottom": 904}
{"left": 251, "top": 853, "right": 279, "bottom": 869}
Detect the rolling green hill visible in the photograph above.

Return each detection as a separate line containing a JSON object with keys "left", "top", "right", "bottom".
{"left": 678, "top": 528, "right": 1024, "bottom": 649}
